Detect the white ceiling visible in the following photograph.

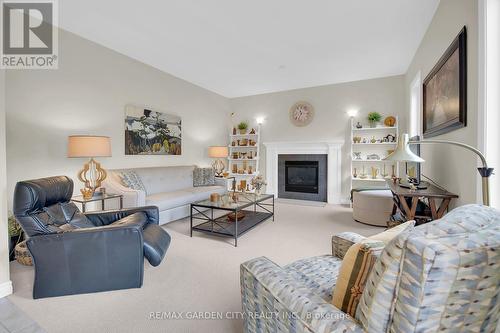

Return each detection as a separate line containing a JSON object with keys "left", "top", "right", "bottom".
{"left": 59, "top": 0, "right": 440, "bottom": 98}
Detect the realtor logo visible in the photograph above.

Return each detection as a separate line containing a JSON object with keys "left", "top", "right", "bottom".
{"left": 1, "top": 0, "right": 58, "bottom": 69}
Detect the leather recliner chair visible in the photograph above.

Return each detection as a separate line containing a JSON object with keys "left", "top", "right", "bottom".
{"left": 13, "top": 176, "right": 171, "bottom": 299}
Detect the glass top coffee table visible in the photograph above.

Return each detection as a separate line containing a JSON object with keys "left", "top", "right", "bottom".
{"left": 190, "top": 193, "right": 274, "bottom": 247}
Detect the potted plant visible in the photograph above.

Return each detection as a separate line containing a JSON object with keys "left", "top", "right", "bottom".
{"left": 8, "top": 212, "right": 23, "bottom": 261}
{"left": 237, "top": 121, "right": 248, "bottom": 135}
{"left": 367, "top": 112, "right": 382, "bottom": 128}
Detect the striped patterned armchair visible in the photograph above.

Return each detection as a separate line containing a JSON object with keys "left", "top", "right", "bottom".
{"left": 240, "top": 204, "right": 500, "bottom": 333}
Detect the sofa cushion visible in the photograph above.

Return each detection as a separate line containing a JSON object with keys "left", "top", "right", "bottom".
{"left": 333, "top": 221, "right": 414, "bottom": 318}
{"left": 193, "top": 167, "right": 215, "bottom": 187}
{"left": 146, "top": 190, "right": 195, "bottom": 211}
{"left": 133, "top": 166, "right": 195, "bottom": 195}
{"left": 284, "top": 255, "right": 343, "bottom": 302}
{"left": 389, "top": 204, "right": 500, "bottom": 333}
{"left": 143, "top": 223, "right": 171, "bottom": 267}
{"left": 355, "top": 221, "right": 416, "bottom": 332}
{"left": 146, "top": 186, "right": 226, "bottom": 211}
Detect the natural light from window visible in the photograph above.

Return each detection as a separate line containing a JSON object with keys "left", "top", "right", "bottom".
{"left": 486, "top": 0, "right": 500, "bottom": 208}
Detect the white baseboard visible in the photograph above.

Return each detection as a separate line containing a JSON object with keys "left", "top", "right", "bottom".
{"left": 0, "top": 280, "right": 13, "bottom": 298}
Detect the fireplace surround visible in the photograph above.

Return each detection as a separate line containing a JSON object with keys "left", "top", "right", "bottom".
{"left": 263, "top": 141, "right": 343, "bottom": 204}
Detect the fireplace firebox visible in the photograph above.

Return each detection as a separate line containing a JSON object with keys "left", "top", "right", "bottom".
{"left": 284, "top": 161, "right": 319, "bottom": 194}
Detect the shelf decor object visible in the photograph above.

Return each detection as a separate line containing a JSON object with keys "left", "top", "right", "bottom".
{"left": 384, "top": 133, "right": 493, "bottom": 206}
{"left": 67, "top": 135, "right": 111, "bottom": 193}
{"left": 208, "top": 146, "right": 229, "bottom": 177}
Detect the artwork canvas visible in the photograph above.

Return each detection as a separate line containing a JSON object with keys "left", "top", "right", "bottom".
{"left": 423, "top": 27, "right": 467, "bottom": 138}
{"left": 125, "top": 104, "right": 182, "bottom": 155}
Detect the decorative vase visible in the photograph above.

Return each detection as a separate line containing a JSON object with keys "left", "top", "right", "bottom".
{"left": 353, "top": 168, "right": 358, "bottom": 178}
{"left": 371, "top": 167, "right": 379, "bottom": 179}
{"left": 369, "top": 120, "right": 377, "bottom": 128}
{"left": 239, "top": 129, "right": 246, "bottom": 135}
{"left": 232, "top": 127, "right": 237, "bottom": 135}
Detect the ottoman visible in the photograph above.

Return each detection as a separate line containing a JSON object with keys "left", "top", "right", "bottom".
{"left": 352, "top": 189, "right": 393, "bottom": 227}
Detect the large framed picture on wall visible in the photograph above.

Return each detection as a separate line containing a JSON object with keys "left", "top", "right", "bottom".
{"left": 423, "top": 26, "right": 467, "bottom": 138}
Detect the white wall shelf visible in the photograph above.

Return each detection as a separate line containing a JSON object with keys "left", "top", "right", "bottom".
{"left": 227, "top": 125, "right": 261, "bottom": 192}
{"left": 350, "top": 117, "right": 399, "bottom": 194}
{"left": 352, "top": 126, "right": 397, "bottom": 131}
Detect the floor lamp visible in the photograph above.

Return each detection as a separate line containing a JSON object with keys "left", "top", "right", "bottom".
{"left": 384, "top": 134, "right": 494, "bottom": 206}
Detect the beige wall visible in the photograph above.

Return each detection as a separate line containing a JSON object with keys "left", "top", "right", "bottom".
{"left": 0, "top": 68, "right": 11, "bottom": 297}
{"left": 405, "top": 0, "right": 479, "bottom": 206}
{"left": 230, "top": 76, "right": 406, "bottom": 201}
{"left": 5, "top": 29, "right": 230, "bottom": 207}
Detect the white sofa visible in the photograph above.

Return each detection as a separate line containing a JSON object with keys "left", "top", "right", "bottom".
{"left": 103, "top": 166, "right": 226, "bottom": 224}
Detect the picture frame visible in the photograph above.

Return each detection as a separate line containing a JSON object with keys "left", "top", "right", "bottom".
{"left": 423, "top": 26, "right": 467, "bottom": 138}
{"left": 124, "top": 104, "right": 182, "bottom": 155}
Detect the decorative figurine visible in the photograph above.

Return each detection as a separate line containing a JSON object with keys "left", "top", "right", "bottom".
{"left": 381, "top": 164, "right": 389, "bottom": 178}
{"left": 232, "top": 127, "right": 237, "bottom": 135}
{"left": 353, "top": 168, "right": 358, "bottom": 178}
{"left": 353, "top": 152, "right": 362, "bottom": 160}
{"left": 355, "top": 122, "right": 363, "bottom": 129}
{"left": 366, "top": 153, "right": 380, "bottom": 160}
{"left": 370, "top": 136, "right": 377, "bottom": 143}
{"left": 249, "top": 128, "right": 256, "bottom": 134}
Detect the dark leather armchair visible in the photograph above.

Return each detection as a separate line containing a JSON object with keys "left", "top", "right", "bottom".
{"left": 13, "top": 176, "right": 171, "bottom": 299}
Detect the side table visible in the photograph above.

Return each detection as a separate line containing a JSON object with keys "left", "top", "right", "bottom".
{"left": 71, "top": 193, "right": 123, "bottom": 212}
{"left": 386, "top": 180, "right": 458, "bottom": 221}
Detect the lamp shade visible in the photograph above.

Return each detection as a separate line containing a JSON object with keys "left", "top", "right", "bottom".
{"left": 208, "top": 146, "right": 228, "bottom": 158}
{"left": 68, "top": 135, "right": 112, "bottom": 158}
{"left": 383, "top": 133, "right": 425, "bottom": 163}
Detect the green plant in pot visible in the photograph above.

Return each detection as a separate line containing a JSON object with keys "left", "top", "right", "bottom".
{"left": 237, "top": 121, "right": 249, "bottom": 135}
{"left": 8, "top": 212, "right": 23, "bottom": 261}
{"left": 367, "top": 112, "right": 382, "bottom": 128}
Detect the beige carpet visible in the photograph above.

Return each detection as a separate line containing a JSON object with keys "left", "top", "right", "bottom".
{"left": 8, "top": 203, "right": 380, "bottom": 333}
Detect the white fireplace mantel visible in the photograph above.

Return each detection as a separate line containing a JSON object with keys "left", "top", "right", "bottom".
{"left": 263, "top": 141, "right": 343, "bottom": 204}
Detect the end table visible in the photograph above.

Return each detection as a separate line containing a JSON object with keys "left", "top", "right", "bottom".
{"left": 71, "top": 193, "right": 123, "bottom": 212}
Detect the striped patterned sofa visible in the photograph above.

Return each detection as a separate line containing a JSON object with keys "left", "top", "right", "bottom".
{"left": 240, "top": 204, "right": 500, "bottom": 332}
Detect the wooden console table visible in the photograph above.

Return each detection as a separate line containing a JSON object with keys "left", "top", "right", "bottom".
{"left": 386, "top": 180, "right": 458, "bottom": 221}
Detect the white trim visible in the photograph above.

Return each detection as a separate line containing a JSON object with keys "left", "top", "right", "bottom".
{"left": 409, "top": 71, "right": 422, "bottom": 137}
{"left": 478, "top": 0, "right": 487, "bottom": 204}
{"left": 0, "top": 280, "right": 13, "bottom": 298}
{"left": 263, "top": 141, "right": 343, "bottom": 204}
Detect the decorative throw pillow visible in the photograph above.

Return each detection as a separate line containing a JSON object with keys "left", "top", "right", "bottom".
{"left": 193, "top": 167, "right": 215, "bottom": 187}
{"left": 120, "top": 170, "right": 147, "bottom": 193}
{"left": 332, "top": 221, "right": 415, "bottom": 317}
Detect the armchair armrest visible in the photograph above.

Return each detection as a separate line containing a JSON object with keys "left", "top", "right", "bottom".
{"left": 102, "top": 177, "right": 146, "bottom": 208}
{"left": 331, "top": 232, "right": 367, "bottom": 259}
{"left": 84, "top": 206, "right": 159, "bottom": 226}
{"left": 241, "top": 257, "right": 363, "bottom": 333}
{"left": 214, "top": 177, "right": 227, "bottom": 188}
{"left": 27, "top": 224, "right": 144, "bottom": 298}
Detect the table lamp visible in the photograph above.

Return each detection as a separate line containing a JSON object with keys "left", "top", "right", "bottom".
{"left": 384, "top": 133, "right": 493, "bottom": 206}
{"left": 68, "top": 135, "right": 112, "bottom": 193}
{"left": 208, "top": 146, "right": 228, "bottom": 177}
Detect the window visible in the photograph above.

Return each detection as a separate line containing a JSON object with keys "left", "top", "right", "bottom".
{"left": 480, "top": 0, "right": 500, "bottom": 208}
{"left": 409, "top": 71, "right": 422, "bottom": 137}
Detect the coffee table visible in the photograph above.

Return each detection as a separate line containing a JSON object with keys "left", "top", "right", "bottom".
{"left": 190, "top": 193, "right": 274, "bottom": 247}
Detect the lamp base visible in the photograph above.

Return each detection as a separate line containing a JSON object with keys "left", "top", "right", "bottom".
{"left": 212, "top": 159, "right": 225, "bottom": 177}
{"left": 78, "top": 158, "right": 107, "bottom": 191}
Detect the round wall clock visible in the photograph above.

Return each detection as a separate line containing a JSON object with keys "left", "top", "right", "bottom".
{"left": 289, "top": 101, "right": 314, "bottom": 127}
